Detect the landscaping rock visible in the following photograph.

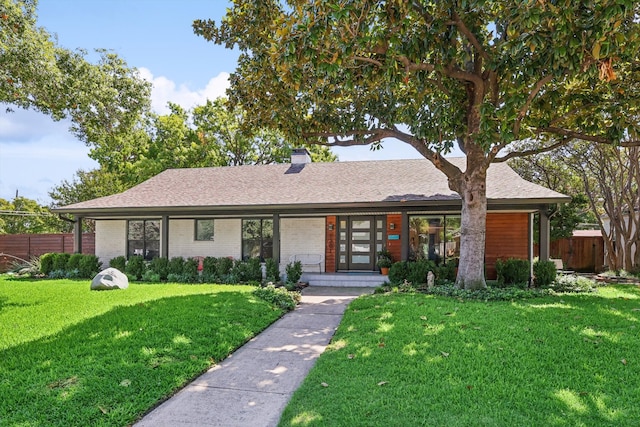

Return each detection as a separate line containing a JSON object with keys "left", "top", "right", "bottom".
{"left": 91, "top": 268, "right": 129, "bottom": 290}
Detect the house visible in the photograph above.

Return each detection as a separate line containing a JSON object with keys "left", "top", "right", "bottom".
{"left": 53, "top": 149, "right": 569, "bottom": 284}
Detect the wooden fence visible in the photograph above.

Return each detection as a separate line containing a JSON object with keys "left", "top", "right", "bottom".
{"left": 0, "top": 233, "right": 95, "bottom": 272}
{"left": 535, "top": 232, "right": 604, "bottom": 273}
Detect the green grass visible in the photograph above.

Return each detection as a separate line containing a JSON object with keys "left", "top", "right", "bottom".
{"left": 0, "top": 277, "right": 283, "bottom": 426}
{"left": 280, "top": 285, "right": 640, "bottom": 426}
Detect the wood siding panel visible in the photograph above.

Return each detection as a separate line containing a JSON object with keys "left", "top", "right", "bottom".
{"left": 0, "top": 233, "right": 95, "bottom": 272}
{"left": 325, "top": 216, "right": 337, "bottom": 273}
{"left": 485, "top": 213, "right": 529, "bottom": 280}
{"left": 386, "top": 214, "right": 402, "bottom": 263}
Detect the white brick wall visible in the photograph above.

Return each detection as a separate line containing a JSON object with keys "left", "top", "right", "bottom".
{"left": 281, "top": 218, "right": 325, "bottom": 272}
{"left": 168, "top": 219, "right": 241, "bottom": 259}
{"left": 95, "top": 220, "right": 126, "bottom": 267}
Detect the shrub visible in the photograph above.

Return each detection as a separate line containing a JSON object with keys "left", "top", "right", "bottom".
{"left": 433, "top": 259, "right": 457, "bottom": 283}
{"left": 285, "top": 260, "right": 303, "bottom": 284}
{"left": 109, "top": 256, "right": 127, "bottom": 272}
{"left": 253, "top": 284, "right": 301, "bottom": 311}
{"left": 533, "top": 260, "right": 556, "bottom": 288}
{"left": 149, "top": 257, "right": 169, "bottom": 281}
{"left": 265, "top": 258, "right": 280, "bottom": 282}
{"left": 141, "top": 270, "right": 161, "bottom": 282}
{"left": 40, "top": 253, "right": 55, "bottom": 275}
{"left": 167, "top": 273, "right": 182, "bottom": 283}
{"left": 183, "top": 258, "right": 200, "bottom": 283}
{"left": 52, "top": 253, "right": 71, "bottom": 272}
{"left": 388, "top": 261, "right": 410, "bottom": 284}
{"left": 552, "top": 275, "right": 598, "bottom": 293}
{"left": 168, "top": 257, "right": 185, "bottom": 276}
{"left": 125, "top": 255, "right": 146, "bottom": 281}
{"left": 78, "top": 255, "right": 101, "bottom": 278}
{"left": 216, "top": 257, "right": 234, "bottom": 276}
{"left": 407, "top": 259, "right": 435, "bottom": 286}
{"left": 67, "top": 253, "right": 83, "bottom": 272}
{"left": 246, "top": 258, "right": 263, "bottom": 282}
{"left": 495, "top": 258, "right": 530, "bottom": 287}
{"left": 202, "top": 257, "right": 218, "bottom": 277}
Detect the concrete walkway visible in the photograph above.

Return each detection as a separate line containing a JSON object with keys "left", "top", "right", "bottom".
{"left": 134, "top": 286, "right": 374, "bottom": 427}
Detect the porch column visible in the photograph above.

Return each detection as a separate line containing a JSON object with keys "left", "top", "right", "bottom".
{"left": 161, "top": 215, "right": 169, "bottom": 258}
{"left": 539, "top": 209, "right": 551, "bottom": 261}
{"left": 73, "top": 216, "right": 83, "bottom": 254}
{"left": 401, "top": 211, "right": 409, "bottom": 261}
{"left": 272, "top": 213, "right": 280, "bottom": 265}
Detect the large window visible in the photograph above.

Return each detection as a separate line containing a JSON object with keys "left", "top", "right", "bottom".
{"left": 195, "top": 219, "right": 215, "bottom": 241}
{"left": 242, "top": 219, "right": 273, "bottom": 261}
{"left": 128, "top": 219, "right": 160, "bottom": 260}
{"left": 409, "top": 215, "right": 461, "bottom": 264}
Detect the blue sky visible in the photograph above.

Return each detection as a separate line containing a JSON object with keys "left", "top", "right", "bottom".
{"left": 0, "top": 0, "right": 424, "bottom": 203}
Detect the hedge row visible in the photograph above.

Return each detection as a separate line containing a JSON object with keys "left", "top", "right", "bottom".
{"left": 40, "top": 253, "right": 102, "bottom": 279}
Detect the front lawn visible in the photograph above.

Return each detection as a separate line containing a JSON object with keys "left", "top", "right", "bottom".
{"left": 0, "top": 277, "right": 283, "bottom": 426}
{"left": 280, "top": 285, "right": 640, "bottom": 426}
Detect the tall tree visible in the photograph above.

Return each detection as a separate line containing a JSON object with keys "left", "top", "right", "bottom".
{"left": 1, "top": 0, "right": 151, "bottom": 144}
{"left": 0, "top": 197, "right": 67, "bottom": 234}
{"left": 562, "top": 143, "right": 640, "bottom": 271}
{"left": 195, "top": 1, "right": 640, "bottom": 289}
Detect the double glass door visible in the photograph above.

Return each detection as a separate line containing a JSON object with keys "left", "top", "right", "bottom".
{"left": 337, "top": 216, "right": 386, "bottom": 271}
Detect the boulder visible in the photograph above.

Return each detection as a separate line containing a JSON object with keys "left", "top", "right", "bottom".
{"left": 91, "top": 268, "right": 129, "bottom": 290}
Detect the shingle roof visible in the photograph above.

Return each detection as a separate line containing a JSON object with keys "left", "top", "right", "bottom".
{"left": 54, "top": 158, "right": 569, "bottom": 215}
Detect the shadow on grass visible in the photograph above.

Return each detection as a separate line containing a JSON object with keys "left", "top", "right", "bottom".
{"left": 0, "top": 291, "right": 281, "bottom": 427}
{"left": 281, "top": 287, "right": 640, "bottom": 426}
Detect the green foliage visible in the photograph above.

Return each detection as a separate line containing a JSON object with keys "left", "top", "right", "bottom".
{"left": 149, "top": 257, "right": 169, "bottom": 281}
{"left": 533, "top": 260, "right": 557, "bottom": 288}
{"left": 265, "top": 258, "right": 280, "bottom": 282}
{"left": 433, "top": 259, "right": 457, "bottom": 283}
{"left": 141, "top": 270, "right": 161, "bottom": 282}
{"left": 551, "top": 275, "right": 598, "bottom": 293}
{"left": 202, "top": 256, "right": 218, "bottom": 277}
{"left": 183, "top": 258, "right": 200, "bottom": 283}
{"left": 168, "top": 256, "right": 185, "bottom": 276}
{"left": 195, "top": 1, "right": 640, "bottom": 289}
{"left": 125, "top": 255, "right": 146, "bottom": 281}
{"left": 39, "top": 253, "right": 55, "bottom": 275}
{"left": 0, "top": 196, "right": 68, "bottom": 233}
{"left": 388, "top": 261, "right": 410, "bottom": 285}
{"left": 231, "top": 258, "right": 262, "bottom": 283}
{"left": 52, "top": 253, "right": 70, "bottom": 272}
{"left": 66, "top": 253, "right": 83, "bottom": 272}
{"left": 388, "top": 260, "right": 435, "bottom": 286}
{"left": 495, "top": 258, "right": 530, "bottom": 287}
{"left": 252, "top": 284, "right": 300, "bottom": 311}
{"left": 109, "top": 255, "right": 126, "bottom": 272}
{"left": 285, "top": 260, "right": 303, "bottom": 284}
{"left": 78, "top": 255, "right": 101, "bottom": 278}
{"left": 216, "top": 257, "right": 233, "bottom": 276}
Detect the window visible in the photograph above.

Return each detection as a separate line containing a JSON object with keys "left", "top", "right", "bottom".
{"left": 128, "top": 220, "right": 160, "bottom": 260}
{"left": 242, "top": 219, "right": 273, "bottom": 261}
{"left": 195, "top": 219, "right": 215, "bottom": 241}
{"left": 409, "top": 215, "right": 460, "bottom": 264}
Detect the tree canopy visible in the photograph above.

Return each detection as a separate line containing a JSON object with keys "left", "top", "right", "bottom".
{"left": 1, "top": 0, "right": 151, "bottom": 142}
{"left": 195, "top": 0, "right": 640, "bottom": 289}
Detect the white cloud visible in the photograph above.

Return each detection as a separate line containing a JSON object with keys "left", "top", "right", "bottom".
{"left": 138, "top": 68, "right": 230, "bottom": 114}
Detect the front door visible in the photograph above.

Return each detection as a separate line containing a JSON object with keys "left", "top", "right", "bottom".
{"left": 337, "top": 216, "right": 386, "bottom": 271}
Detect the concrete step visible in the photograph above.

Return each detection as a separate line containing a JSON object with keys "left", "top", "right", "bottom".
{"left": 301, "top": 272, "right": 388, "bottom": 287}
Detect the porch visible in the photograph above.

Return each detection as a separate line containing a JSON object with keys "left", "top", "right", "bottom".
{"left": 301, "top": 272, "right": 388, "bottom": 287}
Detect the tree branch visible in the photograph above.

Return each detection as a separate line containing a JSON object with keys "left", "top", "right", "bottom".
{"left": 513, "top": 75, "right": 554, "bottom": 137}
{"left": 493, "top": 138, "right": 572, "bottom": 162}
{"left": 448, "top": 13, "right": 490, "bottom": 61}
{"left": 538, "top": 127, "right": 640, "bottom": 146}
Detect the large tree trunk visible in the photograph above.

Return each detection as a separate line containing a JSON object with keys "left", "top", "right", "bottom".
{"left": 454, "top": 156, "right": 488, "bottom": 290}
